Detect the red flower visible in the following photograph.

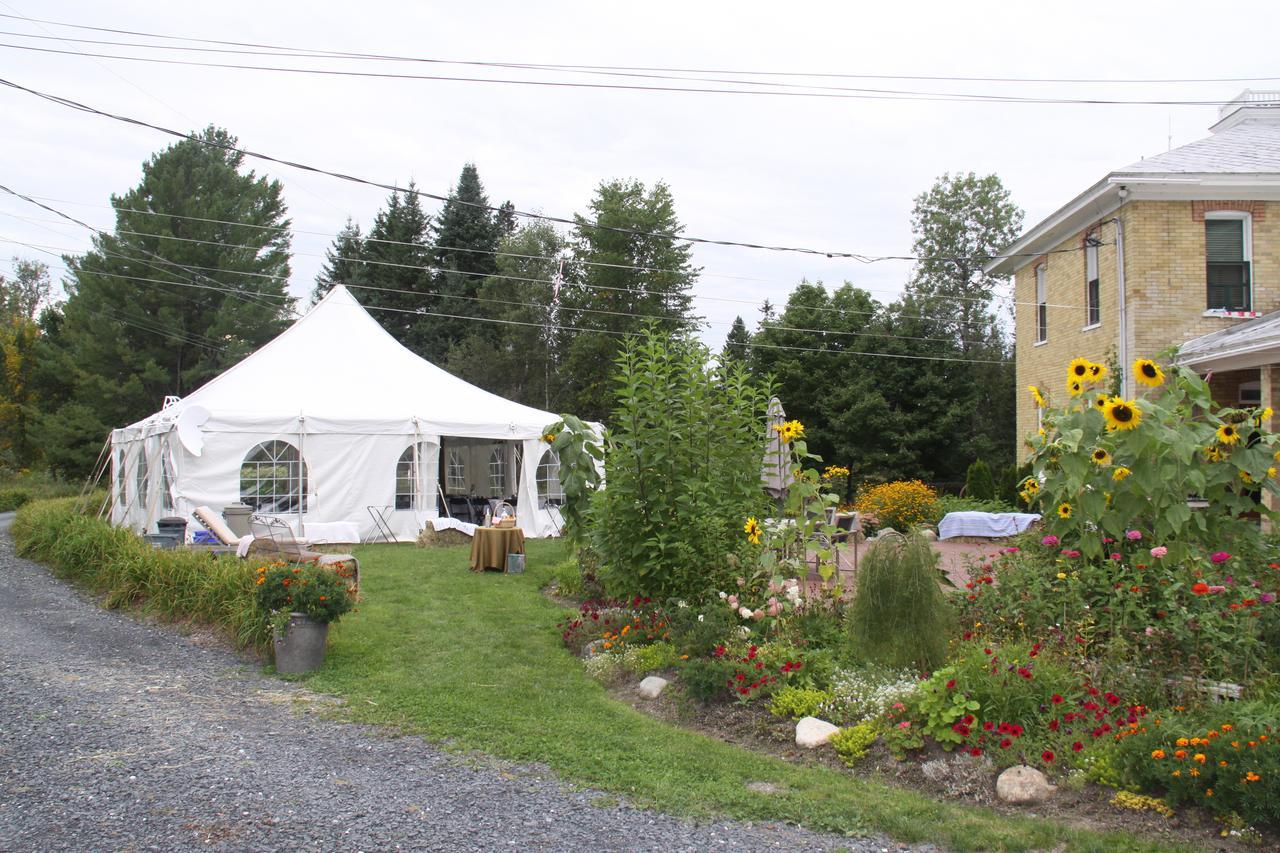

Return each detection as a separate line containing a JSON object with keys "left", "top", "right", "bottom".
{"left": 1049, "top": 719, "right": 1060, "bottom": 731}
{"left": 1192, "top": 582, "right": 1210, "bottom": 596}
{"left": 1072, "top": 742, "right": 1084, "bottom": 752}
{"left": 1000, "top": 738, "right": 1012, "bottom": 749}
{"left": 983, "top": 721, "right": 995, "bottom": 732}
{"left": 1051, "top": 694, "right": 1064, "bottom": 704}
{"left": 1017, "top": 667, "right": 1032, "bottom": 679}
{"left": 946, "top": 679, "right": 956, "bottom": 689}
{"left": 1105, "top": 692, "right": 1121, "bottom": 706}
{"left": 1042, "top": 750, "right": 1055, "bottom": 763}
{"left": 998, "top": 722, "right": 1012, "bottom": 734}
{"left": 970, "top": 748, "right": 983, "bottom": 756}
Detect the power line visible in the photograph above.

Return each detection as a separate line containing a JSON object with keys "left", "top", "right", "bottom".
{"left": 0, "top": 77, "right": 1104, "bottom": 271}
{"left": 3, "top": 11, "right": 1274, "bottom": 87}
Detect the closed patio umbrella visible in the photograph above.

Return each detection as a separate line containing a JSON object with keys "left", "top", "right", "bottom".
{"left": 761, "top": 396, "right": 793, "bottom": 498}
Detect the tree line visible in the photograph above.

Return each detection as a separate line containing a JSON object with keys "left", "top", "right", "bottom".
{"left": 0, "top": 124, "right": 1020, "bottom": 488}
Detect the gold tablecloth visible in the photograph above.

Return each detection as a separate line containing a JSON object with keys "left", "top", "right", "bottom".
{"left": 469, "top": 527, "right": 526, "bottom": 572}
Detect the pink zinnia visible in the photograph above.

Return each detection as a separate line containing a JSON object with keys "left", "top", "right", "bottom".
{"left": 1261, "top": 593, "right": 1276, "bottom": 604}
{"left": 1125, "top": 530, "right": 1142, "bottom": 541}
{"left": 1042, "top": 535, "right": 1059, "bottom": 547}
{"left": 1109, "top": 553, "right": 1122, "bottom": 561}
{"left": 1211, "top": 552, "right": 1231, "bottom": 564}
{"left": 1150, "top": 546, "right": 1168, "bottom": 558}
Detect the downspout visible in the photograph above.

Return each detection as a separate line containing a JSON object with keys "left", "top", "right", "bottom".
{"left": 1114, "top": 188, "right": 1131, "bottom": 396}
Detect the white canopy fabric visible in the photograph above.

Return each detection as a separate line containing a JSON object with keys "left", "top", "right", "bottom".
{"left": 110, "top": 285, "right": 570, "bottom": 542}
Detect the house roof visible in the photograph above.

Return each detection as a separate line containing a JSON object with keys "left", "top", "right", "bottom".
{"left": 985, "top": 97, "right": 1280, "bottom": 277}
{"left": 1177, "top": 309, "right": 1280, "bottom": 373}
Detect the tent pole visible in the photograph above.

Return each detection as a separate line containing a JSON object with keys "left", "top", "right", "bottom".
{"left": 297, "top": 415, "right": 306, "bottom": 538}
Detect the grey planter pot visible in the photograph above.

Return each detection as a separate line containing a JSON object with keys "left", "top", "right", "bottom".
{"left": 273, "top": 613, "right": 329, "bottom": 674}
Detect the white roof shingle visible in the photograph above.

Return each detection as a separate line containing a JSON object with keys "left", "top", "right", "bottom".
{"left": 1117, "top": 119, "right": 1280, "bottom": 175}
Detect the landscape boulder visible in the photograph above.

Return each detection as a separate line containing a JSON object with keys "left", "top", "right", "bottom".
{"left": 995, "top": 765, "right": 1055, "bottom": 804}
{"left": 637, "top": 676, "right": 669, "bottom": 699}
{"left": 795, "top": 717, "right": 840, "bottom": 749}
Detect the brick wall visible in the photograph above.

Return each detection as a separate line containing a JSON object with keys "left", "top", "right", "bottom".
{"left": 1014, "top": 200, "right": 1280, "bottom": 459}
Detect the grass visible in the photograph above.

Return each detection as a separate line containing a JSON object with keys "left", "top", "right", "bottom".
{"left": 305, "top": 540, "right": 1188, "bottom": 852}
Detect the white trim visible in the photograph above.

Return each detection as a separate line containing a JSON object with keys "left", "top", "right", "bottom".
{"left": 1033, "top": 339, "right": 1049, "bottom": 347}
{"left": 1202, "top": 309, "right": 1262, "bottom": 319}
{"left": 1081, "top": 323, "right": 1101, "bottom": 332}
{"left": 1204, "top": 210, "right": 1253, "bottom": 312}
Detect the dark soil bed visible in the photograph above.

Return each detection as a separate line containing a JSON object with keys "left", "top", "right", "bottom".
{"left": 608, "top": 675, "right": 1273, "bottom": 851}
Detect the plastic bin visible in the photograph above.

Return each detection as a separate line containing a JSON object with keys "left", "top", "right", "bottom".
{"left": 143, "top": 533, "right": 180, "bottom": 549}
{"left": 191, "top": 530, "right": 217, "bottom": 545}
{"left": 156, "top": 516, "right": 188, "bottom": 544}
{"left": 222, "top": 503, "right": 254, "bottom": 539}
{"left": 506, "top": 553, "right": 525, "bottom": 574}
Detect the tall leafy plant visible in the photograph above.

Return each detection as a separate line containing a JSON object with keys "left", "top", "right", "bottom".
{"left": 593, "top": 328, "right": 770, "bottom": 598}
{"left": 848, "top": 530, "right": 952, "bottom": 671}
{"left": 542, "top": 414, "right": 603, "bottom": 550}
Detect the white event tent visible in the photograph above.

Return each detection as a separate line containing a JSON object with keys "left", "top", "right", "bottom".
{"left": 110, "top": 285, "right": 570, "bottom": 542}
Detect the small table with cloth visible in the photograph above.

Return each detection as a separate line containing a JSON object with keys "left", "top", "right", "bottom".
{"left": 469, "top": 526, "right": 526, "bottom": 572}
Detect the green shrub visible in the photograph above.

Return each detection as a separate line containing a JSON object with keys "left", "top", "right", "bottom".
{"left": 621, "top": 641, "right": 677, "bottom": 674}
{"left": 550, "top": 559, "right": 584, "bottom": 598}
{"left": 831, "top": 721, "right": 880, "bottom": 767}
{"left": 12, "top": 497, "right": 270, "bottom": 649}
{"left": 964, "top": 460, "right": 995, "bottom": 501}
{"left": 852, "top": 480, "right": 939, "bottom": 533}
{"left": 0, "top": 488, "right": 32, "bottom": 512}
{"left": 677, "top": 656, "right": 736, "bottom": 704}
{"left": 847, "top": 531, "right": 952, "bottom": 670}
{"left": 592, "top": 329, "right": 770, "bottom": 599}
{"left": 768, "top": 685, "right": 834, "bottom": 720}
{"left": 664, "top": 598, "right": 738, "bottom": 658}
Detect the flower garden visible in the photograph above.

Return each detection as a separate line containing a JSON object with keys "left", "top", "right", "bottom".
{"left": 550, "top": 332, "right": 1280, "bottom": 845}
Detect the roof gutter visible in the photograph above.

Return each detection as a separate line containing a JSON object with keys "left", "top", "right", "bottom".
{"left": 984, "top": 177, "right": 1118, "bottom": 277}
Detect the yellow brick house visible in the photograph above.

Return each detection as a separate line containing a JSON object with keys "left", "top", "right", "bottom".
{"left": 987, "top": 91, "right": 1280, "bottom": 458}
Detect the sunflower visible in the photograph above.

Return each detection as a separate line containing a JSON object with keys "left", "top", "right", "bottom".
{"left": 1113, "top": 466, "right": 1132, "bottom": 481}
{"left": 542, "top": 432, "right": 558, "bottom": 444}
{"left": 1255, "top": 407, "right": 1274, "bottom": 427}
{"left": 1068, "top": 379, "right": 1085, "bottom": 397}
{"left": 1091, "top": 448, "right": 1112, "bottom": 466}
{"left": 1240, "top": 470, "right": 1254, "bottom": 484}
{"left": 1269, "top": 467, "right": 1277, "bottom": 479}
{"left": 743, "top": 517, "right": 762, "bottom": 545}
{"left": 1057, "top": 502, "right": 1073, "bottom": 519}
{"left": 1067, "top": 357, "right": 1092, "bottom": 380}
{"left": 1217, "top": 423, "right": 1241, "bottom": 445}
{"left": 1020, "top": 477, "right": 1040, "bottom": 494}
{"left": 1103, "top": 398, "right": 1142, "bottom": 431}
{"left": 1094, "top": 395, "right": 1110, "bottom": 411}
{"left": 1088, "top": 362, "right": 1108, "bottom": 382}
{"left": 1028, "top": 385, "right": 1047, "bottom": 407}
{"left": 1203, "top": 446, "right": 1224, "bottom": 463}
{"left": 1133, "top": 358, "right": 1165, "bottom": 387}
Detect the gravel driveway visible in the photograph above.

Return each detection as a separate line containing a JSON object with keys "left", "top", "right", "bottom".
{"left": 0, "top": 520, "right": 897, "bottom": 852}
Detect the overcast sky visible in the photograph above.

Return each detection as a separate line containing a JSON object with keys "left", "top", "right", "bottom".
{"left": 4, "top": 0, "right": 1280, "bottom": 347}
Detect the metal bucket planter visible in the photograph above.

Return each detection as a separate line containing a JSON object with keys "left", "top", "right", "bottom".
{"left": 273, "top": 613, "right": 330, "bottom": 674}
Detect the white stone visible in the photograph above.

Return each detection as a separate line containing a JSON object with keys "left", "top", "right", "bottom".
{"left": 637, "top": 676, "right": 668, "bottom": 699}
{"left": 996, "top": 765, "right": 1056, "bottom": 804}
{"left": 920, "top": 528, "right": 938, "bottom": 542}
{"left": 795, "top": 716, "right": 840, "bottom": 749}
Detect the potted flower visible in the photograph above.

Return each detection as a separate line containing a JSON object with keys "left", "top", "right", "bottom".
{"left": 255, "top": 561, "right": 356, "bottom": 674}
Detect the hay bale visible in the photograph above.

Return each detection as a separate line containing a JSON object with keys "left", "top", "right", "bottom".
{"left": 416, "top": 526, "right": 472, "bottom": 548}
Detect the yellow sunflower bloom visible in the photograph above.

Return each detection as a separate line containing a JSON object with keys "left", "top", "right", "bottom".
{"left": 1020, "top": 477, "right": 1040, "bottom": 494}
{"left": 1068, "top": 379, "right": 1085, "bottom": 397}
{"left": 1269, "top": 467, "right": 1277, "bottom": 478}
{"left": 1057, "top": 502, "right": 1073, "bottom": 519}
{"left": 1091, "top": 448, "right": 1112, "bottom": 466}
{"left": 1217, "top": 423, "right": 1241, "bottom": 446}
{"left": 743, "top": 517, "right": 762, "bottom": 545}
{"left": 1240, "top": 471, "right": 1254, "bottom": 484}
{"left": 1028, "top": 385, "right": 1047, "bottom": 407}
{"left": 1067, "top": 357, "right": 1092, "bottom": 380}
{"left": 1103, "top": 398, "right": 1142, "bottom": 431}
{"left": 1088, "top": 362, "right": 1108, "bottom": 382}
{"left": 1133, "top": 358, "right": 1165, "bottom": 387}
{"left": 1094, "top": 395, "right": 1110, "bottom": 411}
{"left": 1203, "top": 446, "right": 1224, "bottom": 463}
{"left": 1113, "top": 466, "right": 1132, "bottom": 481}
{"left": 1256, "top": 406, "right": 1274, "bottom": 427}
{"left": 542, "top": 432, "right": 557, "bottom": 444}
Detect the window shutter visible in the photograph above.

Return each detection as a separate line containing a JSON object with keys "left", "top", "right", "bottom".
{"left": 1206, "top": 219, "right": 1244, "bottom": 262}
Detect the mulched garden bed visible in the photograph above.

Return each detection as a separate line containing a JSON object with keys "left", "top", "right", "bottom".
{"left": 608, "top": 674, "right": 1274, "bottom": 850}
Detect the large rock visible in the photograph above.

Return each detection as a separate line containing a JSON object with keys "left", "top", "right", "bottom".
{"left": 996, "top": 765, "right": 1055, "bottom": 804}
{"left": 920, "top": 528, "right": 938, "bottom": 542}
{"left": 637, "top": 676, "right": 668, "bottom": 699}
{"left": 795, "top": 717, "right": 840, "bottom": 749}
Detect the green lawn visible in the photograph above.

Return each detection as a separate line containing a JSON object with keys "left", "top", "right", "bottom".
{"left": 305, "top": 541, "right": 1185, "bottom": 852}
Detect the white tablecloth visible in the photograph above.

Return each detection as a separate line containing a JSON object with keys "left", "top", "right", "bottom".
{"left": 938, "top": 512, "right": 1041, "bottom": 540}
{"left": 294, "top": 521, "right": 362, "bottom": 544}
{"left": 430, "top": 517, "right": 478, "bottom": 537}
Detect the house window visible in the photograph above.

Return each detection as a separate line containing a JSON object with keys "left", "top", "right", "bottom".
{"left": 446, "top": 448, "right": 466, "bottom": 494}
{"left": 1035, "top": 264, "right": 1048, "bottom": 342}
{"left": 1240, "top": 380, "right": 1262, "bottom": 406}
{"left": 536, "top": 449, "right": 564, "bottom": 506}
{"left": 240, "top": 440, "right": 307, "bottom": 513}
{"left": 115, "top": 449, "right": 128, "bottom": 508}
{"left": 395, "top": 442, "right": 436, "bottom": 510}
{"left": 488, "top": 446, "right": 507, "bottom": 497}
{"left": 1084, "top": 233, "right": 1100, "bottom": 327}
{"left": 1206, "top": 213, "right": 1252, "bottom": 311}
{"left": 159, "top": 442, "right": 174, "bottom": 512}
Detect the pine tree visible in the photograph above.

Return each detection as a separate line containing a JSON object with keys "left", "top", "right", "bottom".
{"left": 557, "top": 179, "right": 699, "bottom": 420}
{"left": 312, "top": 217, "right": 367, "bottom": 304}
{"left": 44, "top": 126, "right": 294, "bottom": 475}
{"left": 720, "top": 315, "right": 751, "bottom": 367}
{"left": 421, "top": 164, "right": 501, "bottom": 361}
{"left": 356, "top": 185, "right": 433, "bottom": 350}
{"left": 495, "top": 201, "right": 517, "bottom": 237}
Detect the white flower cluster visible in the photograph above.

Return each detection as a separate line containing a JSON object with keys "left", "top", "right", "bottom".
{"left": 816, "top": 667, "right": 919, "bottom": 726}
